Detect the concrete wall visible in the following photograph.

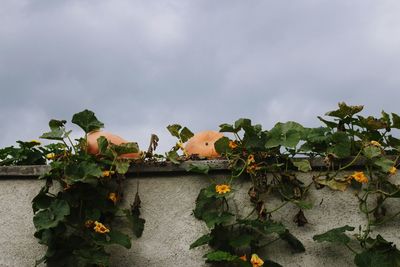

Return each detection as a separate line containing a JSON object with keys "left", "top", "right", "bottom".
{"left": 1, "top": 171, "right": 400, "bottom": 267}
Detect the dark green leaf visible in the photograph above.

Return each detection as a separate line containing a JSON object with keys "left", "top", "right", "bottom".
{"left": 219, "top": 123, "right": 236, "bottom": 133}
{"left": 71, "top": 109, "right": 104, "bottom": 133}
{"left": 214, "top": 136, "right": 231, "bottom": 155}
{"left": 229, "top": 234, "right": 253, "bottom": 248}
{"left": 354, "top": 235, "right": 400, "bottom": 267}
{"left": 204, "top": 250, "right": 238, "bottom": 262}
{"left": 203, "top": 212, "right": 234, "bottom": 228}
{"left": 313, "top": 225, "right": 355, "bottom": 244}
{"left": 180, "top": 127, "right": 194, "bottom": 143}
{"left": 167, "top": 124, "right": 182, "bottom": 138}
{"left": 392, "top": 113, "right": 400, "bottom": 129}
{"left": 33, "top": 199, "right": 70, "bottom": 231}
{"left": 115, "top": 160, "right": 130, "bottom": 174}
{"left": 74, "top": 248, "right": 109, "bottom": 266}
{"left": 325, "top": 102, "right": 363, "bottom": 119}
{"left": 108, "top": 230, "right": 131, "bottom": 249}
{"left": 234, "top": 118, "right": 252, "bottom": 130}
{"left": 279, "top": 230, "right": 305, "bottom": 253}
{"left": 190, "top": 234, "right": 212, "bottom": 249}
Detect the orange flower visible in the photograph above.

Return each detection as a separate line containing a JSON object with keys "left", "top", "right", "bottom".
{"left": 370, "top": 140, "right": 381, "bottom": 147}
{"left": 108, "top": 192, "right": 118, "bottom": 204}
{"left": 250, "top": 254, "right": 264, "bottom": 267}
{"left": 247, "top": 154, "right": 255, "bottom": 164}
{"left": 84, "top": 220, "right": 94, "bottom": 228}
{"left": 93, "top": 221, "right": 110, "bottom": 234}
{"left": 351, "top": 171, "right": 368, "bottom": 183}
{"left": 215, "top": 184, "right": 231, "bottom": 194}
{"left": 102, "top": 170, "right": 115, "bottom": 177}
{"left": 229, "top": 140, "right": 238, "bottom": 149}
{"left": 389, "top": 166, "right": 397, "bottom": 175}
{"left": 239, "top": 255, "right": 247, "bottom": 261}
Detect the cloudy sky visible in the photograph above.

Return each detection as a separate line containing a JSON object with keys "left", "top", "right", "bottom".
{"left": 1, "top": 0, "right": 400, "bottom": 153}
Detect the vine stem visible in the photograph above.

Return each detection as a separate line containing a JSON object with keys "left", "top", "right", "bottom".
{"left": 371, "top": 210, "right": 400, "bottom": 226}
{"left": 338, "top": 148, "right": 363, "bottom": 171}
{"left": 345, "top": 243, "right": 358, "bottom": 254}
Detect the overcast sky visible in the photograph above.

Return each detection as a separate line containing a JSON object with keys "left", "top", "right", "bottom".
{"left": 1, "top": 0, "right": 400, "bottom": 153}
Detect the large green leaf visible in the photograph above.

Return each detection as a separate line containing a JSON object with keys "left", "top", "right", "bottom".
{"left": 363, "top": 146, "right": 381, "bottom": 159}
{"left": 40, "top": 119, "right": 67, "bottom": 140}
{"left": 313, "top": 225, "right": 355, "bottom": 244}
{"left": 65, "top": 161, "right": 103, "bottom": 185}
{"left": 71, "top": 109, "right": 104, "bottom": 133}
{"left": 108, "top": 230, "right": 131, "bottom": 249}
{"left": 203, "top": 212, "right": 234, "bottom": 228}
{"left": 234, "top": 118, "right": 252, "bottom": 130}
{"left": 33, "top": 199, "right": 70, "bottom": 231}
{"left": 74, "top": 248, "right": 110, "bottom": 266}
{"left": 392, "top": 113, "right": 400, "bottom": 129}
{"left": 229, "top": 234, "right": 253, "bottom": 248}
{"left": 354, "top": 235, "right": 400, "bottom": 267}
{"left": 115, "top": 160, "right": 130, "bottom": 174}
{"left": 265, "top": 121, "right": 304, "bottom": 148}
{"left": 373, "top": 158, "right": 395, "bottom": 173}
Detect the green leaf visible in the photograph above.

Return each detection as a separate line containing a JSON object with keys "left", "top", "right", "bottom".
{"left": 325, "top": 102, "right": 364, "bottom": 119}
{"left": 317, "top": 116, "right": 338, "bottom": 128}
{"left": 32, "top": 187, "right": 53, "bottom": 213}
{"left": 185, "top": 162, "right": 210, "bottom": 174}
{"left": 292, "top": 159, "right": 312, "bottom": 172}
{"left": 115, "top": 160, "right": 130, "bottom": 174}
{"left": 124, "top": 209, "right": 145, "bottom": 238}
{"left": 203, "top": 212, "right": 234, "bottom": 228}
{"left": 363, "top": 146, "right": 382, "bottom": 159}
{"left": 204, "top": 250, "right": 238, "bottom": 262}
{"left": 374, "top": 158, "right": 395, "bottom": 173}
{"left": 166, "top": 150, "right": 180, "bottom": 164}
{"left": 229, "top": 234, "right": 253, "bottom": 248}
{"left": 97, "top": 136, "right": 109, "bottom": 155}
{"left": 65, "top": 161, "right": 102, "bottom": 185}
{"left": 167, "top": 124, "right": 182, "bottom": 138}
{"left": 111, "top": 142, "right": 139, "bottom": 155}
{"left": 33, "top": 199, "right": 70, "bottom": 231}
{"left": 313, "top": 225, "right": 355, "bottom": 245}
{"left": 392, "top": 113, "right": 400, "bottom": 129}
{"left": 266, "top": 121, "right": 304, "bottom": 148}
{"left": 74, "top": 248, "right": 110, "bottom": 266}
{"left": 237, "top": 219, "right": 286, "bottom": 235}
{"left": 193, "top": 187, "right": 216, "bottom": 219}
{"left": 354, "top": 235, "right": 400, "bottom": 267}
{"left": 190, "top": 234, "right": 212, "bottom": 249}
{"left": 279, "top": 230, "right": 305, "bottom": 253}
{"left": 108, "top": 230, "right": 131, "bottom": 249}
{"left": 71, "top": 109, "right": 104, "bottom": 133}
{"left": 214, "top": 136, "right": 231, "bottom": 155}
{"left": 219, "top": 123, "right": 236, "bottom": 133}
{"left": 180, "top": 127, "right": 194, "bottom": 143}
{"left": 234, "top": 118, "right": 252, "bottom": 130}
{"left": 328, "top": 132, "right": 351, "bottom": 158}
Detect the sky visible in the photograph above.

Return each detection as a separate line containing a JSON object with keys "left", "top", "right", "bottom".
{"left": 1, "top": 0, "right": 400, "bottom": 153}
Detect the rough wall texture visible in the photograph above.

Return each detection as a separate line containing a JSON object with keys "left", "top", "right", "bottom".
{"left": 1, "top": 172, "right": 400, "bottom": 267}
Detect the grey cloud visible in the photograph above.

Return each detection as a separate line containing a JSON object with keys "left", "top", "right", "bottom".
{"left": 1, "top": 0, "right": 400, "bottom": 152}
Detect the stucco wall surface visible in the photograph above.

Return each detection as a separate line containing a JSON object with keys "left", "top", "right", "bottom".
{"left": 1, "top": 172, "right": 400, "bottom": 267}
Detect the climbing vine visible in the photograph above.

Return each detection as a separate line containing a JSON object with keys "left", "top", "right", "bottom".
{"left": 1, "top": 102, "right": 400, "bottom": 266}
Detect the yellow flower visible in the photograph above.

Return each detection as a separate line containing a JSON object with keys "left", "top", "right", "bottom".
{"left": 351, "top": 171, "right": 368, "bottom": 184}
{"left": 389, "top": 166, "right": 397, "bottom": 175}
{"left": 239, "top": 255, "right": 247, "bottom": 261}
{"left": 84, "top": 220, "right": 94, "bottom": 228}
{"left": 46, "top": 153, "right": 56, "bottom": 159}
{"left": 250, "top": 254, "right": 264, "bottom": 267}
{"left": 30, "top": 140, "right": 41, "bottom": 145}
{"left": 93, "top": 221, "right": 110, "bottom": 234}
{"left": 215, "top": 184, "right": 231, "bottom": 194}
{"left": 229, "top": 140, "right": 238, "bottom": 149}
{"left": 108, "top": 192, "right": 118, "bottom": 204}
{"left": 370, "top": 140, "right": 381, "bottom": 147}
